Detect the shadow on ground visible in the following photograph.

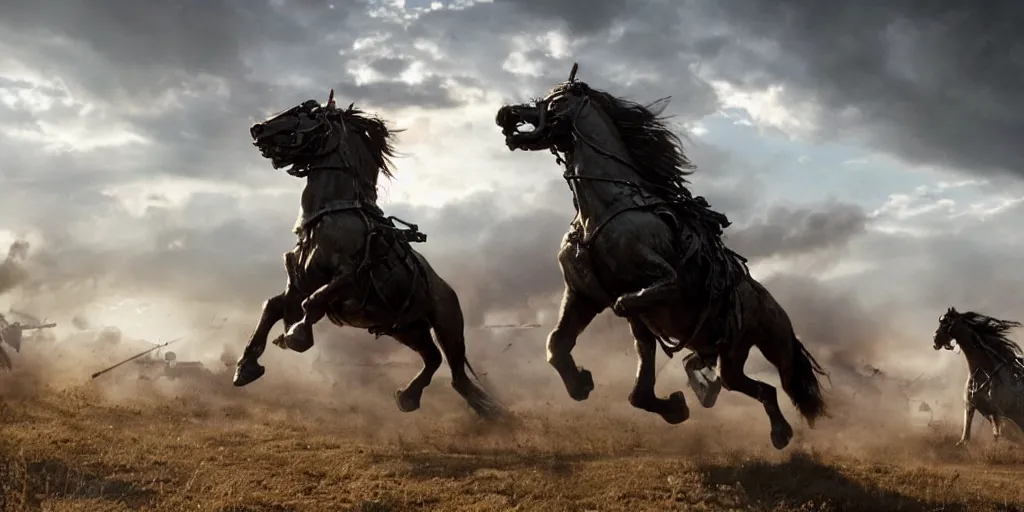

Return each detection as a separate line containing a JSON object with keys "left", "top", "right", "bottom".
{"left": 699, "top": 452, "right": 971, "bottom": 512}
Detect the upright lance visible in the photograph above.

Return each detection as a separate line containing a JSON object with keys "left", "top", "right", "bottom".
{"left": 89, "top": 338, "right": 182, "bottom": 380}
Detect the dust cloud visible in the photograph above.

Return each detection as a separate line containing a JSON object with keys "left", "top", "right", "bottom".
{"left": 0, "top": 219, "right": 1002, "bottom": 465}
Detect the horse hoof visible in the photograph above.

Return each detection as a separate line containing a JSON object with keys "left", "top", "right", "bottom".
{"left": 569, "top": 368, "right": 595, "bottom": 401}
{"left": 232, "top": 361, "right": 265, "bottom": 387}
{"left": 698, "top": 380, "right": 723, "bottom": 409}
{"left": 271, "top": 334, "right": 288, "bottom": 349}
{"left": 770, "top": 424, "right": 794, "bottom": 450}
{"left": 611, "top": 298, "right": 631, "bottom": 317}
{"left": 281, "top": 323, "right": 314, "bottom": 353}
{"left": 662, "top": 391, "right": 691, "bottom": 425}
{"left": 394, "top": 389, "right": 421, "bottom": 413}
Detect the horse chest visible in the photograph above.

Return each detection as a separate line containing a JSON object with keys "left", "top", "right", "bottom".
{"left": 966, "top": 384, "right": 998, "bottom": 414}
{"left": 965, "top": 376, "right": 1021, "bottom": 416}
{"left": 558, "top": 237, "right": 614, "bottom": 307}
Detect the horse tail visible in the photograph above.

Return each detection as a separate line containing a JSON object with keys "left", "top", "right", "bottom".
{"left": 432, "top": 324, "right": 508, "bottom": 419}
{"left": 783, "top": 334, "right": 830, "bottom": 426}
{"left": 426, "top": 269, "right": 507, "bottom": 419}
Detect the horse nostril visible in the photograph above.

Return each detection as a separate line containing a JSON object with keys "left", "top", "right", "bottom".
{"left": 250, "top": 124, "right": 262, "bottom": 138}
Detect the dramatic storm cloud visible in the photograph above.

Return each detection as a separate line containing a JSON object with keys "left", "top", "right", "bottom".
{"left": 0, "top": 0, "right": 1020, "bottom": 391}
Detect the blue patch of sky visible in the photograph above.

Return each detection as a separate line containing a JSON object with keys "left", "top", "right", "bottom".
{"left": 695, "top": 108, "right": 940, "bottom": 209}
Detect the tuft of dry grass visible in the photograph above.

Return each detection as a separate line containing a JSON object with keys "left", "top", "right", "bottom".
{"left": 1, "top": 378, "right": 1023, "bottom": 512}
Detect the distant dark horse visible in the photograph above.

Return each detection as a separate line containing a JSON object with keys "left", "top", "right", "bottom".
{"left": 495, "top": 64, "right": 828, "bottom": 449}
{"left": 934, "top": 307, "right": 1024, "bottom": 446}
{"left": 234, "top": 90, "right": 504, "bottom": 419}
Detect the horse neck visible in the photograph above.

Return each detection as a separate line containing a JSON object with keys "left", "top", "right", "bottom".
{"left": 300, "top": 148, "right": 377, "bottom": 214}
{"left": 953, "top": 328, "right": 999, "bottom": 375}
{"left": 566, "top": 104, "right": 645, "bottom": 222}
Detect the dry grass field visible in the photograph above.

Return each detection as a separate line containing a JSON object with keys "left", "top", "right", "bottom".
{"left": 2, "top": 358, "right": 1024, "bottom": 512}
{"left": 0, "top": 328, "right": 1022, "bottom": 512}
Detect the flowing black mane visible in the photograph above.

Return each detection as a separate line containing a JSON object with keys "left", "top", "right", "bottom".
{"left": 581, "top": 86, "right": 696, "bottom": 197}
{"left": 333, "top": 105, "right": 401, "bottom": 180}
{"left": 958, "top": 311, "right": 1024, "bottom": 360}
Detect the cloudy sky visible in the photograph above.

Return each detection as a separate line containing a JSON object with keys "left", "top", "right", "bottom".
{"left": 1, "top": 0, "right": 1022, "bottom": 378}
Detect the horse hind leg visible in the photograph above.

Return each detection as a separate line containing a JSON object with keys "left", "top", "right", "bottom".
{"left": 388, "top": 320, "right": 443, "bottom": 413}
{"left": 1003, "top": 412, "right": 1024, "bottom": 445}
{"left": 628, "top": 319, "right": 689, "bottom": 424}
{"left": 719, "top": 338, "right": 794, "bottom": 450}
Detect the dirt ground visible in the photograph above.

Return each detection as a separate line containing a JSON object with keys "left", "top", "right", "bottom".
{"left": 2, "top": 358, "right": 1024, "bottom": 512}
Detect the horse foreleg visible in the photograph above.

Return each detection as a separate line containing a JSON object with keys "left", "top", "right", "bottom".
{"left": 234, "top": 293, "right": 293, "bottom": 387}
{"left": 277, "top": 274, "right": 353, "bottom": 353}
{"left": 388, "top": 320, "right": 442, "bottom": 413}
{"left": 628, "top": 319, "right": 689, "bottom": 424}
{"left": 720, "top": 341, "right": 794, "bottom": 450}
{"left": 548, "top": 287, "right": 601, "bottom": 401}
{"left": 612, "top": 279, "right": 679, "bottom": 317}
{"left": 991, "top": 415, "right": 1003, "bottom": 441}
{"left": 684, "top": 351, "right": 723, "bottom": 408}
{"left": 610, "top": 245, "right": 683, "bottom": 317}
{"left": 957, "top": 403, "right": 976, "bottom": 447}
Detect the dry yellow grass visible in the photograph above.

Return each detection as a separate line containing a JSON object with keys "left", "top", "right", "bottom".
{"left": 2, "top": 364, "right": 1024, "bottom": 512}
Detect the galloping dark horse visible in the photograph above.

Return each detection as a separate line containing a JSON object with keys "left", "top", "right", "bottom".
{"left": 495, "top": 64, "right": 828, "bottom": 449}
{"left": 234, "top": 90, "right": 504, "bottom": 419}
{"left": 934, "top": 307, "right": 1024, "bottom": 446}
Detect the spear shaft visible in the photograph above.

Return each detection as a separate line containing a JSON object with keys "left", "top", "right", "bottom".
{"left": 89, "top": 338, "right": 182, "bottom": 380}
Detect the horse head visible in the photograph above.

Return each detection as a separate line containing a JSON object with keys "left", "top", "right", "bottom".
{"left": 496, "top": 62, "right": 592, "bottom": 153}
{"left": 250, "top": 91, "right": 338, "bottom": 175}
{"left": 250, "top": 89, "right": 399, "bottom": 190}
{"left": 496, "top": 63, "right": 693, "bottom": 201}
{"left": 934, "top": 306, "right": 960, "bottom": 351}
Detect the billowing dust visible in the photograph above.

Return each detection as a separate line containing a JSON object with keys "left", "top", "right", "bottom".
{"left": 1, "top": 239, "right": 1023, "bottom": 511}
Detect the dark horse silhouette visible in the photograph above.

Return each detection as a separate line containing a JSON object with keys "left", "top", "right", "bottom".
{"left": 233, "top": 90, "right": 504, "bottom": 419}
{"left": 495, "top": 64, "right": 828, "bottom": 449}
{"left": 934, "top": 307, "right": 1024, "bottom": 446}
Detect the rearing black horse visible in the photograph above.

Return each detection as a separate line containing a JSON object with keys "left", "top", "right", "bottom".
{"left": 234, "top": 90, "right": 504, "bottom": 419}
{"left": 496, "top": 64, "right": 829, "bottom": 449}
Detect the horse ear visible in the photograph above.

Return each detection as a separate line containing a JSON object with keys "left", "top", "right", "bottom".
{"left": 327, "top": 88, "right": 336, "bottom": 109}
{"left": 568, "top": 62, "right": 579, "bottom": 82}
